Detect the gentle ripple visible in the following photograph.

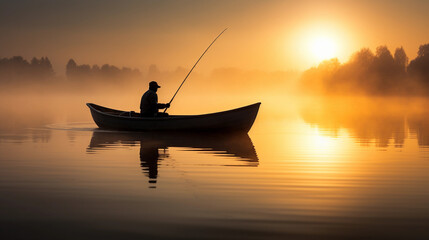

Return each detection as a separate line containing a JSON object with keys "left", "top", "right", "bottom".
{"left": 1, "top": 115, "right": 429, "bottom": 240}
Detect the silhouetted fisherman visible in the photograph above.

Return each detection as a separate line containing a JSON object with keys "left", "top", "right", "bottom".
{"left": 140, "top": 81, "right": 170, "bottom": 117}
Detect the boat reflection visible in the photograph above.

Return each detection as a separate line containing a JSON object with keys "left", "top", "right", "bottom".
{"left": 87, "top": 131, "right": 259, "bottom": 186}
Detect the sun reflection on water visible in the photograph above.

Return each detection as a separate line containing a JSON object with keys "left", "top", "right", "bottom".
{"left": 294, "top": 124, "right": 351, "bottom": 160}
{"left": 305, "top": 129, "right": 341, "bottom": 156}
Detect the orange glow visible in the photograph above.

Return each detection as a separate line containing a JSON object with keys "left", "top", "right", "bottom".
{"left": 305, "top": 129, "right": 340, "bottom": 156}
{"left": 292, "top": 23, "right": 345, "bottom": 68}
{"left": 308, "top": 35, "right": 338, "bottom": 62}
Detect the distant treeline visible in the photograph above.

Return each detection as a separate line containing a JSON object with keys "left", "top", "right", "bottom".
{"left": 0, "top": 56, "right": 142, "bottom": 86}
{"left": 66, "top": 59, "right": 141, "bottom": 82}
{"left": 301, "top": 43, "right": 429, "bottom": 95}
{"left": 0, "top": 56, "right": 54, "bottom": 83}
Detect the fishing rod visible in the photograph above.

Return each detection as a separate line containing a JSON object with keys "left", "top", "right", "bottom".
{"left": 164, "top": 28, "right": 228, "bottom": 113}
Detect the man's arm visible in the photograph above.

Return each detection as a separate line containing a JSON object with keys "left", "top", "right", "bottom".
{"left": 157, "top": 103, "right": 170, "bottom": 109}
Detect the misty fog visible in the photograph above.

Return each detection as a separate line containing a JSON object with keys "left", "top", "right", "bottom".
{"left": 1, "top": 43, "right": 429, "bottom": 139}
{"left": 300, "top": 43, "right": 429, "bottom": 95}
{"left": 0, "top": 56, "right": 299, "bottom": 131}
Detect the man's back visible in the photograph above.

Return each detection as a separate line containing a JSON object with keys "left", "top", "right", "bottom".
{"left": 140, "top": 89, "right": 158, "bottom": 116}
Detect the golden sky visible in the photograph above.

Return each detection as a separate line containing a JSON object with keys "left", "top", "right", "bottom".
{"left": 1, "top": 0, "right": 428, "bottom": 73}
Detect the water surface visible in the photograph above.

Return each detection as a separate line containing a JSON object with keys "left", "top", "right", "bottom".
{"left": 1, "top": 97, "right": 429, "bottom": 239}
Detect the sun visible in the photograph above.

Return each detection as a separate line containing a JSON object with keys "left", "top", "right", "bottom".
{"left": 292, "top": 23, "right": 345, "bottom": 68}
{"left": 308, "top": 35, "right": 338, "bottom": 62}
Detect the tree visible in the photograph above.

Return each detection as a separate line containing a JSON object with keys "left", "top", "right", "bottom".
{"left": 147, "top": 64, "right": 160, "bottom": 80}
{"left": 417, "top": 43, "right": 429, "bottom": 57}
{"left": 66, "top": 59, "right": 77, "bottom": 78}
{"left": 408, "top": 43, "right": 429, "bottom": 86}
{"left": 394, "top": 47, "right": 408, "bottom": 68}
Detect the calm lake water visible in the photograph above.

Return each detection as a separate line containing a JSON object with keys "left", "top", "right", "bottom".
{"left": 1, "top": 96, "right": 429, "bottom": 239}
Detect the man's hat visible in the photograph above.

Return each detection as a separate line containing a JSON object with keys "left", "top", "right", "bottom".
{"left": 149, "top": 81, "right": 161, "bottom": 88}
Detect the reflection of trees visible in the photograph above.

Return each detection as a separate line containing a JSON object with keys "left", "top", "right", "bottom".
{"left": 300, "top": 98, "right": 429, "bottom": 148}
{"left": 0, "top": 129, "right": 51, "bottom": 144}
{"left": 31, "top": 129, "right": 52, "bottom": 143}
{"left": 87, "top": 131, "right": 259, "bottom": 187}
{"left": 301, "top": 105, "right": 406, "bottom": 148}
{"left": 408, "top": 111, "right": 429, "bottom": 146}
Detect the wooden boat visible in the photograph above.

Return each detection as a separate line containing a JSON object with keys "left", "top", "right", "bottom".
{"left": 86, "top": 102, "right": 260, "bottom": 133}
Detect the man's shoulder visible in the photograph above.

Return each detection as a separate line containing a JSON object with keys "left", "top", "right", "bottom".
{"left": 143, "top": 90, "right": 157, "bottom": 97}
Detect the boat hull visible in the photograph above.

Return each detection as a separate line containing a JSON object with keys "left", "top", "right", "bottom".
{"left": 87, "top": 103, "right": 260, "bottom": 133}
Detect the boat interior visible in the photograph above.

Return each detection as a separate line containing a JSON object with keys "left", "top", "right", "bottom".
{"left": 89, "top": 103, "right": 142, "bottom": 117}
